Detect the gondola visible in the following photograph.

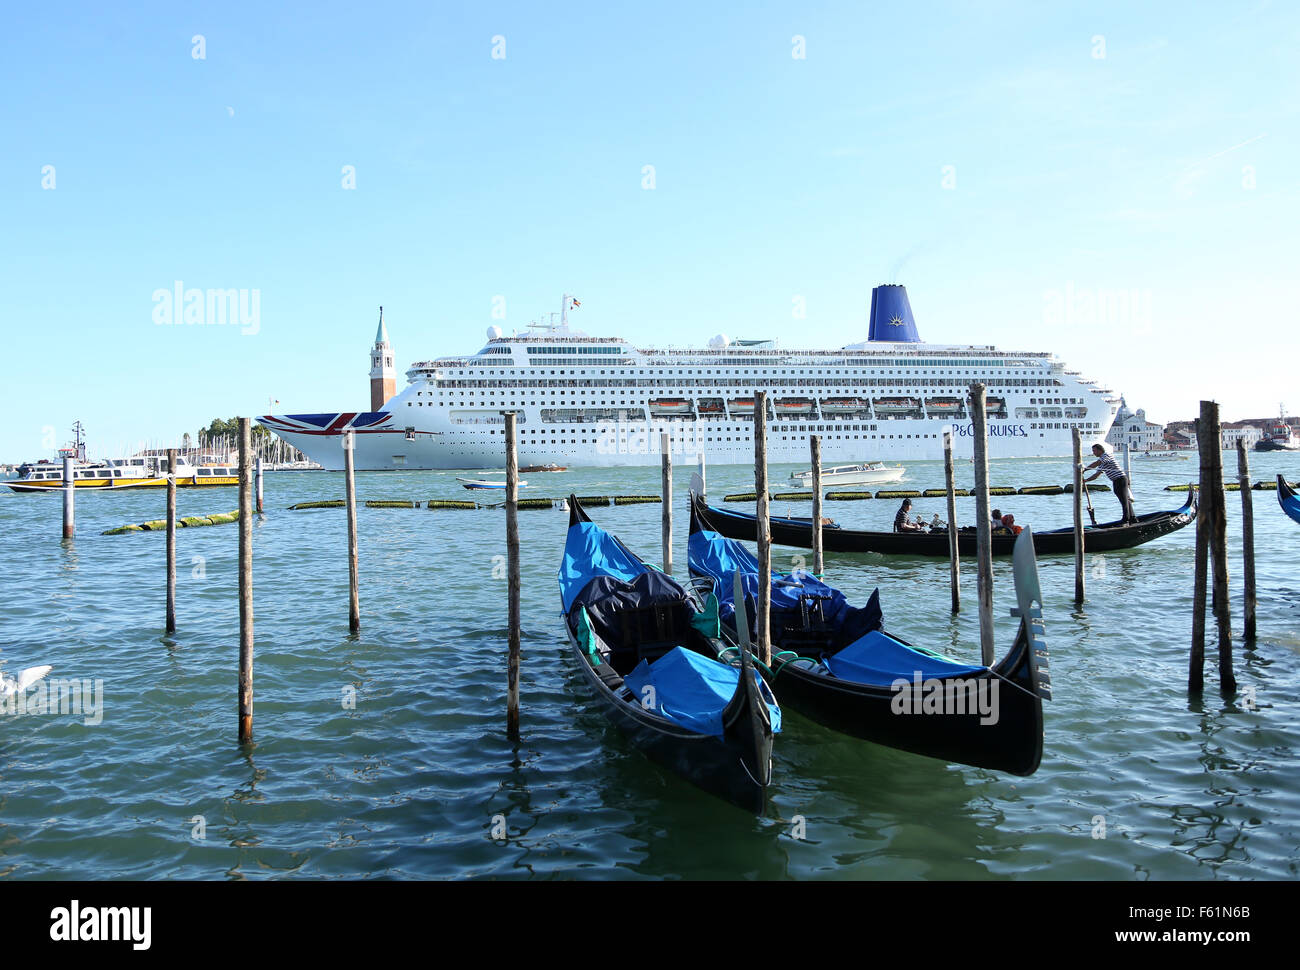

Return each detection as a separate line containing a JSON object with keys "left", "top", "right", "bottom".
{"left": 557, "top": 495, "right": 780, "bottom": 813}
{"left": 690, "top": 490, "right": 1196, "bottom": 557}
{"left": 1278, "top": 475, "right": 1300, "bottom": 525}
{"left": 687, "top": 496, "right": 1050, "bottom": 776}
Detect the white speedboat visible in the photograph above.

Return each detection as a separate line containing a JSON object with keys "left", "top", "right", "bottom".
{"left": 788, "top": 462, "right": 906, "bottom": 487}
{"left": 1134, "top": 450, "right": 1186, "bottom": 461}
{"left": 457, "top": 477, "right": 529, "bottom": 490}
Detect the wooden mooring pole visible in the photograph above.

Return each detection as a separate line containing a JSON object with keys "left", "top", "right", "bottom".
{"left": 1072, "top": 427, "right": 1086, "bottom": 604}
{"left": 1190, "top": 413, "right": 1209, "bottom": 692}
{"left": 810, "top": 435, "right": 824, "bottom": 578}
{"left": 1237, "top": 439, "right": 1256, "bottom": 643}
{"left": 505, "top": 412, "right": 521, "bottom": 741}
{"left": 969, "top": 383, "right": 994, "bottom": 666}
{"left": 62, "top": 456, "right": 75, "bottom": 539}
{"left": 1190, "top": 401, "right": 1234, "bottom": 692}
{"left": 237, "top": 418, "right": 254, "bottom": 743}
{"left": 255, "top": 455, "right": 264, "bottom": 514}
{"left": 754, "top": 392, "right": 772, "bottom": 666}
{"left": 1206, "top": 406, "right": 1235, "bottom": 692}
{"left": 943, "top": 430, "right": 960, "bottom": 613}
{"left": 344, "top": 430, "right": 360, "bottom": 634}
{"left": 660, "top": 432, "right": 673, "bottom": 574}
{"left": 166, "top": 448, "right": 177, "bottom": 634}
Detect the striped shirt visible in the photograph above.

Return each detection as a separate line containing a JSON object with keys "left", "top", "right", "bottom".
{"left": 1094, "top": 453, "right": 1124, "bottom": 482}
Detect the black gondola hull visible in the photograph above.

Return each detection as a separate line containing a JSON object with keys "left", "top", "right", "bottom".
{"left": 756, "top": 632, "right": 1042, "bottom": 775}
{"left": 695, "top": 495, "right": 1195, "bottom": 557}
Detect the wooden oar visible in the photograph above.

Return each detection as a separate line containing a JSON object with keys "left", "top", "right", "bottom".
{"left": 1083, "top": 476, "right": 1098, "bottom": 526}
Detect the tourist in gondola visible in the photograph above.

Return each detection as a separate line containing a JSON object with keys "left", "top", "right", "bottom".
{"left": 1084, "top": 443, "right": 1136, "bottom": 523}
{"left": 894, "top": 498, "right": 925, "bottom": 532}
{"left": 1000, "top": 513, "right": 1023, "bottom": 535}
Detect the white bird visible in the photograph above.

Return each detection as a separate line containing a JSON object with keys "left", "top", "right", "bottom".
{"left": 0, "top": 665, "right": 53, "bottom": 698}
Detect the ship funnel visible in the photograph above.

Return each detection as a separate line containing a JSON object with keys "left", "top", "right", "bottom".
{"left": 868, "top": 284, "right": 921, "bottom": 343}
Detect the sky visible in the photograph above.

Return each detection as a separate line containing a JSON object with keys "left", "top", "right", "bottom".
{"left": 2, "top": 0, "right": 1297, "bottom": 460}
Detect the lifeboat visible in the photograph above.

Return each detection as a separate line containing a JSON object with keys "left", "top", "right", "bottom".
{"left": 820, "top": 397, "right": 870, "bottom": 415}
{"left": 774, "top": 398, "right": 814, "bottom": 416}
{"left": 648, "top": 398, "right": 693, "bottom": 416}
{"left": 697, "top": 398, "right": 725, "bottom": 415}
{"left": 872, "top": 397, "right": 921, "bottom": 415}
{"left": 727, "top": 398, "right": 756, "bottom": 415}
{"left": 986, "top": 396, "right": 1008, "bottom": 415}
{"left": 925, "top": 397, "right": 966, "bottom": 415}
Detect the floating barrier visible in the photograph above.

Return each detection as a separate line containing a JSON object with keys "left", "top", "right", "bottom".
{"left": 574, "top": 496, "right": 612, "bottom": 507}
{"left": 1162, "top": 482, "right": 1297, "bottom": 491}
{"left": 875, "top": 490, "right": 922, "bottom": 499}
{"left": 516, "top": 498, "right": 556, "bottom": 510}
{"left": 771, "top": 491, "right": 813, "bottom": 501}
{"left": 826, "top": 491, "right": 872, "bottom": 500}
{"left": 613, "top": 495, "right": 661, "bottom": 505}
{"left": 987, "top": 486, "right": 1017, "bottom": 496}
{"left": 723, "top": 492, "right": 762, "bottom": 502}
{"left": 103, "top": 510, "right": 241, "bottom": 535}
{"left": 1018, "top": 485, "right": 1064, "bottom": 496}
{"left": 365, "top": 500, "right": 419, "bottom": 509}
{"left": 1062, "top": 483, "right": 1111, "bottom": 493}
{"left": 289, "top": 500, "right": 345, "bottom": 510}
{"left": 923, "top": 488, "right": 969, "bottom": 498}
{"left": 426, "top": 499, "right": 479, "bottom": 510}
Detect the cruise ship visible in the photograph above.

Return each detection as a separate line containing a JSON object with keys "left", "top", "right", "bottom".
{"left": 259, "top": 286, "right": 1119, "bottom": 470}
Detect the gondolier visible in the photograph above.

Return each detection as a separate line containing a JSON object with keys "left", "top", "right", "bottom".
{"left": 1084, "top": 444, "right": 1136, "bottom": 523}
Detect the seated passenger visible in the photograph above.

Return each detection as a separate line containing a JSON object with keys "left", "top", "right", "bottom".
{"left": 1000, "top": 513, "right": 1023, "bottom": 535}
{"left": 894, "top": 498, "right": 925, "bottom": 533}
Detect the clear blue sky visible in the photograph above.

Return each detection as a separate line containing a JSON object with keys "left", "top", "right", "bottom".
{"left": 2, "top": 1, "right": 1296, "bottom": 460}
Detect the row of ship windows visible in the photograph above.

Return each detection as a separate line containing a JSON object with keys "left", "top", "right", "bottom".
{"left": 443, "top": 432, "right": 1063, "bottom": 445}
{"left": 439, "top": 365, "right": 1048, "bottom": 376}
{"left": 420, "top": 378, "right": 1068, "bottom": 389}
{"left": 465, "top": 420, "right": 1100, "bottom": 437}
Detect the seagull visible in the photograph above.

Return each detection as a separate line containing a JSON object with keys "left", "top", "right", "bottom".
{"left": 1, "top": 665, "right": 53, "bottom": 698}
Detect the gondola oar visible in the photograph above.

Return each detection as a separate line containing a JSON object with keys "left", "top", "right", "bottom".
{"left": 1082, "top": 476, "right": 1097, "bottom": 527}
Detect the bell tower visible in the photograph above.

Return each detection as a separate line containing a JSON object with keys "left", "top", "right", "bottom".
{"left": 369, "top": 306, "right": 395, "bottom": 411}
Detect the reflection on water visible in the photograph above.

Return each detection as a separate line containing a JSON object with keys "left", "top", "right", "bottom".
{"left": 0, "top": 454, "right": 1297, "bottom": 879}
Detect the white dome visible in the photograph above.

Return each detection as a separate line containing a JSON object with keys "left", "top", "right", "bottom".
{"left": 486, "top": 325, "right": 503, "bottom": 340}
{"left": 708, "top": 333, "right": 731, "bottom": 349}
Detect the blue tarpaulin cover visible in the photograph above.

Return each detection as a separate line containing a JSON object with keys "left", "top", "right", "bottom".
{"left": 623, "top": 646, "right": 780, "bottom": 737}
{"left": 559, "top": 521, "right": 648, "bottom": 612}
{"left": 824, "top": 630, "right": 984, "bottom": 686}
{"left": 687, "top": 527, "right": 881, "bottom": 649}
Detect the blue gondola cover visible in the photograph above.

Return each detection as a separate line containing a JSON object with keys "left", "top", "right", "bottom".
{"left": 824, "top": 630, "right": 984, "bottom": 687}
{"left": 623, "top": 646, "right": 781, "bottom": 737}
{"left": 559, "top": 521, "right": 649, "bottom": 612}
{"left": 688, "top": 526, "right": 882, "bottom": 648}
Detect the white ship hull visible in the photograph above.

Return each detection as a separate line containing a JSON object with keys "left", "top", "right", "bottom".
{"left": 261, "top": 411, "right": 1109, "bottom": 471}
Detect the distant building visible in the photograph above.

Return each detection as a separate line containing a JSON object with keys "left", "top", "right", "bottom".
{"left": 1221, "top": 423, "right": 1263, "bottom": 449}
{"left": 1105, "top": 396, "right": 1166, "bottom": 452}
{"left": 1165, "top": 428, "right": 1196, "bottom": 450}
{"left": 370, "top": 307, "right": 396, "bottom": 411}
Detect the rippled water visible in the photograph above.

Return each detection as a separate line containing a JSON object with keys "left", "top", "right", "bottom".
{"left": 1, "top": 452, "right": 1297, "bottom": 880}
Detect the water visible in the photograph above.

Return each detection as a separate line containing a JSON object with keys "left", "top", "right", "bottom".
{"left": 2, "top": 453, "right": 1298, "bottom": 880}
